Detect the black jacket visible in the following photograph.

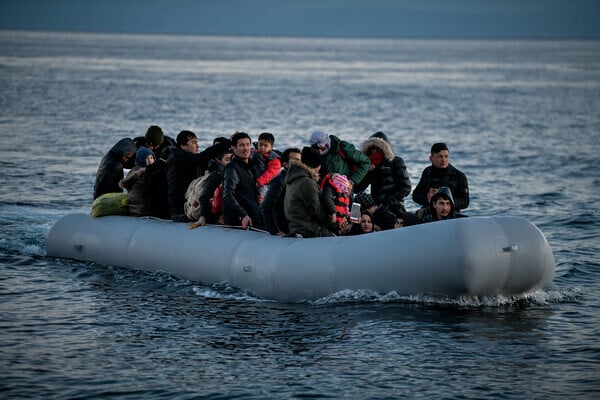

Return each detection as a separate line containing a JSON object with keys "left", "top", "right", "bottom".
{"left": 412, "top": 163, "right": 469, "bottom": 211}
{"left": 260, "top": 168, "right": 289, "bottom": 235}
{"left": 167, "top": 140, "right": 231, "bottom": 219}
{"left": 223, "top": 156, "right": 264, "bottom": 228}
{"left": 356, "top": 137, "right": 411, "bottom": 211}
{"left": 93, "top": 138, "right": 137, "bottom": 200}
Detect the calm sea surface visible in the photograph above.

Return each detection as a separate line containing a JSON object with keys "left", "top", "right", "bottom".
{"left": 1, "top": 31, "right": 599, "bottom": 399}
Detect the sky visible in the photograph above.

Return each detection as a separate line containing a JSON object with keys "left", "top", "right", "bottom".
{"left": 1, "top": 0, "right": 599, "bottom": 39}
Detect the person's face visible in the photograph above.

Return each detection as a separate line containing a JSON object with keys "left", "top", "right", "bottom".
{"left": 313, "top": 144, "right": 329, "bottom": 155}
{"left": 360, "top": 214, "right": 373, "bottom": 232}
{"left": 233, "top": 138, "right": 252, "bottom": 160}
{"left": 286, "top": 151, "right": 302, "bottom": 168}
{"left": 430, "top": 150, "right": 449, "bottom": 169}
{"left": 146, "top": 154, "right": 155, "bottom": 165}
{"left": 122, "top": 152, "right": 136, "bottom": 167}
{"left": 433, "top": 197, "right": 452, "bottom": 219}
{"left": 258, "top": 140, "right": 273, "bottom": 154}
{"left": 182, "top": 137, "right": 199, "bottom": 154}
{"left": 426, "top": 187, "right": 439, "bottom": 202}
{"left": 394, "top": 217, "right": 404, "bottom": 228}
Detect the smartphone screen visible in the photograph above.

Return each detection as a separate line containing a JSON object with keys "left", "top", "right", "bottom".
{"left": 350, "top": 202, "right": 361, "bottom": 222}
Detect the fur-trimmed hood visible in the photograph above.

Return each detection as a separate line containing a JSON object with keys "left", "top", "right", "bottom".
{"left": 361, "top": 137, "right": 395, "bottom": 162}
{"left": 285, "top": 160, "right": 320, "bottom": 185}
{"left": 119, "top": 166, "right": 146, "bottom": 190}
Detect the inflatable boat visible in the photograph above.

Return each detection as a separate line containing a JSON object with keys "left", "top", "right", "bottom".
{"left": 45, "top": 213, "right": 555, "bottom": 302}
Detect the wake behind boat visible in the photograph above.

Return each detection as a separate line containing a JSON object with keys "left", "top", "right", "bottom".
{"left": 45, "top": 213, "right": 555, "bottom": 302}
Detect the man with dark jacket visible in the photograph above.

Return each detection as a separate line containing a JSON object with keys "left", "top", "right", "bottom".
{"left": 284, "top": 147, "right": 337, "bottom": 238}
{"left": 223, "top": 132, "right": 264, "bottom": 229}
{"left": 420, "top": 186, "right": 468, "bottom": 223}
{"left": 93, "top": 138, "right": 137, "bottom": 200}
{"left": 260, "top": 147, "right": 301, "bottom": 235}
{"left": 133, "top": 125, "right": 176, "bottom": 158}
{"left": 167, "top": 130, "right": 231, "bottom": 222}
{"left": 412, "top": 142, "right": 470, "bottom": 211}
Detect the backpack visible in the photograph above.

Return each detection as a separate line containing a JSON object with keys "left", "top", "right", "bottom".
{"left": 184, "top": 173, "right": 210, "bottom": 221}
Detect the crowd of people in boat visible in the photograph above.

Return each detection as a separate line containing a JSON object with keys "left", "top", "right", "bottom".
{"left": 93, "top": 125, "right": 469, "bottom": 237}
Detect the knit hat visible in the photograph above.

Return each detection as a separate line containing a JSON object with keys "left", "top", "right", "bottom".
{"left": 145, "top": 125, "right": 164, "bottom": 147}
{"left": 309, "top": 130, "right": 331, "bottom": 149}
{"left": 431, "top": 142, "right": 448, "bottom": 154}
{"left": 330, "top": 173, "right": 351, "bottom": 195}
{"left": 301, "top": 146, "right": 322, "bottom": 168}
{"left": 135, "top": 146, "right": 155, "bottom": 167}
{"left": 353, "top": 192, "right": 375, "bottom": 211}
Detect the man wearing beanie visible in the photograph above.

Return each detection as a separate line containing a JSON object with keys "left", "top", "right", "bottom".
{"left": 308, "top": 130, "right": 371, "bottom": 193}
{"left": 133, "top": 125, "right": 176, "bottom": 160}
{"left": 412, "top": 142, "right": 470, "bottom": 211}
{"left": 284, "top": 147, "right": 337, "bottom": 237}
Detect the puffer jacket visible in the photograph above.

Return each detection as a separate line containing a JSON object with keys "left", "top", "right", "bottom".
{"left": 357, "top": 137, "right": 411, "bottom": 210}
{"left": 322, "top": 135, "right": 371, "bottom": 188}
{"left": 93, "top": 138, "right": 137, "bottom": 200}
{"left": 284, "top": 162, "right": 335, "bottom": 238}
{"left": 119, "top": 166, "right": 149, "bottom": 217}
{"left": 222, "top": 157, "right": 264, "bottom": 229}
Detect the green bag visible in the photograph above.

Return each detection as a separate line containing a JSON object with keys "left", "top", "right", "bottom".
{"left": 91, "top": 192, "right": 129, "bottom": 218}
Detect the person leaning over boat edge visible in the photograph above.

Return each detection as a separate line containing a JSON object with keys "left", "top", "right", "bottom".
{"left": 223, "top": 131, "right": 264, "bottom": 230}
{"left": 284, "top": 147, "right": 337, "bottom": 238}
{"left": 412, "top": 142, "right": 469, "bottom": 211}
{"left": 93, "top": 137, "right": 137, "bottom": 200}
{"left": 167, "top": 130, "right": 232, "bottom": 222}
{"left": 308, "top": 130, "right": 371, "bottom": 194}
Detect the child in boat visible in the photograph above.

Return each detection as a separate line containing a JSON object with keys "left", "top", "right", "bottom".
{"left": 320, "top": 172, "right": 351, "bottom": 234}
{"left": 252, "top": 132, "right": 282, "bottom": 204}
{"left": 119, "top": 146, "right": 155, "bottom": 217}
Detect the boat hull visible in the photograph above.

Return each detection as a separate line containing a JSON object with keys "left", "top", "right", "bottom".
{"left": 45, "top": 213, "right": 555, "bottom": 302}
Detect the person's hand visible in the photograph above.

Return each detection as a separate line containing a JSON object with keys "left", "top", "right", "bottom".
{"left": 330, "top": 214, "right": 337, "bottom": 224}
{"left": 241, "top": 215, "right": 252, "bottom": 229}
{"left": 338, "top": 217, "right": 349, "bottom": 232}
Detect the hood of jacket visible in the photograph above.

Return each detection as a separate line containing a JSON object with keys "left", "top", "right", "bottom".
{"left": 430, "top": 186, "right": 455, "bottom": 211}
{"left": 285, "top": 161, "right": 320, "bottom": 186}
{"left": 361, "top": 137, "right": 395, "bottom": 162}
{"left": 119, "top": 166, "right": 145, "bottom": 190}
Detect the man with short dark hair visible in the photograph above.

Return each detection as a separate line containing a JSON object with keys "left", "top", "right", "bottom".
{"left": 420, "top": 187, "right": 468, "bottom": 223}
{"left": 412, "top": 142, "right": 470, "bottom": 211}
{"left": 223, "top": 132, "right": 264, "bottom": 229}
{"left": 167, "top": 130, "right": 231, "bottom": 222}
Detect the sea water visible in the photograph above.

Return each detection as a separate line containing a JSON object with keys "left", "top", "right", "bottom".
{"left": 1, "top": 31, "right": 599, "bottom": 399}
